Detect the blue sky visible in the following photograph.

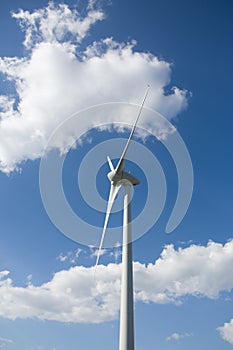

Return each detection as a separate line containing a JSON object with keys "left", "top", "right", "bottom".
{"left": 0, "top": 0, "right": 233, "bottom": 349}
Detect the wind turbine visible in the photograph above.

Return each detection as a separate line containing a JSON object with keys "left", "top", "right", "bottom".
{"left": 95, "top": 86, "right": 150, "bottom": 350}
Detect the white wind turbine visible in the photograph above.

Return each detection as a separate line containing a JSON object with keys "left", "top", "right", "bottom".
{"left": 95, "top": 86, "right": 150, "bottom": 350}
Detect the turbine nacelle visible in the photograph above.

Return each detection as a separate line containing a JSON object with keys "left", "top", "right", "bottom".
{"left": 107, "top": 170, "right": 140, "bottom": 186}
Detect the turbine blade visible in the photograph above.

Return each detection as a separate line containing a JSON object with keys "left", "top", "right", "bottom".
{"left": 115, "top": 85, "right": 150, "bottom": 174}
{"left": 95, "top": 183, "right": 121, "bottom": 268}
{"left": 107, "top": 156, "right": 114, "bottom": 172}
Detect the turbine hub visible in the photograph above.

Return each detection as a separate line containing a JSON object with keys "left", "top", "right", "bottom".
{"left": 107, "top": 170, "right": 140, "bottom": 186}
{"left": 107, "top": 170, "right": 116, "bottom": 182}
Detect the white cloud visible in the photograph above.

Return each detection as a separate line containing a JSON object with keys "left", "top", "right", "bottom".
{"left": 217, "top": 319, "right": 233, "bottom": 344}
{"left": 0, "top": 263, "right": 121, "bottom": 323}
{"left": 89, "top": 245, "right": 121, "bottom": 263}
{"left": 57, "top": 248, "right": 83, "bottom": 264}
{"left": 0, "top": 336, "right": 13, "bottom": 349}
{"left": 0, "top": 271, "right": 9, "bottom": 279}
{"left": 0, "top": 2, "right": 188, "bottom": 173}
{"left": 134, "top": 239, "right": 233, "bottom": 303}
{"left": 12, "top": 2, "right": 104, "bottom": 50}
{"left": 166, "top": 332, "right": 191, "bottom": 341}
{"left": 57, "top": 253, "right": 68, "bottom": 262}
{"left": 109, "top": 245, "right": 122, "bottom": 263}
{"left": 26, "top": 274, "right": 33, "bottom": 286}
{"left": 0, "top": 240, "right": 233, "bottom": 323}
{"left": 89, "top": 246, "right": 107, "bottom": 258}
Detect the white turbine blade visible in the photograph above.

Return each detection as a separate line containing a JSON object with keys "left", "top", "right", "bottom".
{"left": 115, "top": 85, "right": 150, "bottom": 174}
{"left": 107, "top": 156, "right": 115, "bottom": 172}
{"left": 95, "top": 183, "right": 121, "bottom": 268}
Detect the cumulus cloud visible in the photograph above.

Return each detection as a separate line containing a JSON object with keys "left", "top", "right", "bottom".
{"left": 12, "top": 2, "right": 104, "bottom": 49}
{"left": 134, "top": 239, "right": 233, "bottom": 303}
{"left": 217, "top": 319, "right": 233, "bottom": 344}
{"left": 166, "top": 332, "right": 191, "bottom": 341}
{"left": 0, "top": 240, "right": 233, "bottom": 323}
{"left": 0, "top": 1, "right": 188, "bottom": 173}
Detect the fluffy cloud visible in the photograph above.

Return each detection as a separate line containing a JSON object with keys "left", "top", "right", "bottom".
{"left": 0, "top": 264, "right": 121, "bottom": 323}
{"left": 12, "top": 2, "right": 104, "bottom": 49}
{"left": 0, "top": 2, "right": 188, "bottom": 173}
{"left": 0, "top": 240, "right": 233, "bottom": 323}
{"left": 134, "top": 239, "right": 233, "bottom": 303}
{"left": 217, "top": 319, "right": 233, "bottom": 344}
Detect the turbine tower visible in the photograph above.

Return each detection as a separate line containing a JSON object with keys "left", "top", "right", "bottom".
{"left": 95, "top": 86, "right": 150, "bottom": 350}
